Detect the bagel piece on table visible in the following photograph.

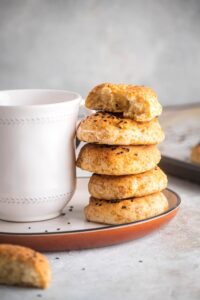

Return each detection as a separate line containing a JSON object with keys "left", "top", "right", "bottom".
{"left": 85, "top": 83, "right": 162, "bottom": 122}
{"left": 0, "top": 244, "right": 51, "bottom": 288}
{"left": 191, "top": 143, "right": 200, "bottom": 165}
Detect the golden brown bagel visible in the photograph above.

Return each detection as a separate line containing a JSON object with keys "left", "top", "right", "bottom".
{"left": 85, "top": 83, "right": 162, "bottom": 122}
{"left": 191, "top": 143, "right": 200, "bottom": 165}
{"left": 88, "top": 167, "right": 167, "bottom": 200}
{"left": 85, "top": 192, "right": 168, "bottom": 225}
{"left": 76, "top": 143, "right": 161, "bottom": 175}
{"left": 77, "top": 112, "right": 164, "bottom": 145}
{"left": 0, "top": 244, "right": 51, "bottom": 288}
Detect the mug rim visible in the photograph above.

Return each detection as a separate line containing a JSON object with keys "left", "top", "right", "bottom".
{"left": 0, "top": 89, "right": 82, "bottom": 108}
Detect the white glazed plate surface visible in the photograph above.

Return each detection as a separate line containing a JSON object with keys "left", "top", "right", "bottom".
{"left": 0, "top": 177, "right": 180, "bottom": 235}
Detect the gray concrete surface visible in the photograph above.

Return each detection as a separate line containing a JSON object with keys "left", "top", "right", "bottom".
{"left": 0, "top": 176, "right": 200, "bottom": 300}
{"left": 0, "top": 0, "right": 200, "bottom": 105}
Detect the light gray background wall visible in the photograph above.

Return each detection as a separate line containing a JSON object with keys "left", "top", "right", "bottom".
{"left": 0, "top": 0, "right": 200, "bottom": 105}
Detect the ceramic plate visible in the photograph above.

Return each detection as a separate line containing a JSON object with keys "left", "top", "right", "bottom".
{"left": 0, "top": 178, "right": 181, "bottom": 251}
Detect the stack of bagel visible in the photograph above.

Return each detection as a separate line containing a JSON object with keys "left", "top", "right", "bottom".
{"left": 76, "top": 83, "right": 168, "bottom": 225}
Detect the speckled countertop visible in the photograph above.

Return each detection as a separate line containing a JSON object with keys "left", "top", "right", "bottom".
{"left": 0, "top": 175, "right": 200, "bottom": 300}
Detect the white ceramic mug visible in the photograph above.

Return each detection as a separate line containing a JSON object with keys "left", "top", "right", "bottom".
{"left": 0, "top": 89, "right": 81, "bottom": 222}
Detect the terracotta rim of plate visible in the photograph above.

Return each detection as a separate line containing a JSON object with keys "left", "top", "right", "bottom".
{"left": 0, "top": 188, "right": 181, "bottom": 236}
{"left": 0, "top": 188, "right": 181, "bottom": 251}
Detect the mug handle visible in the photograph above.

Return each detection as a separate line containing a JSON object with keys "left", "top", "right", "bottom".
{"left": 76, "top": 99, "right": 93, "bottom": 148}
